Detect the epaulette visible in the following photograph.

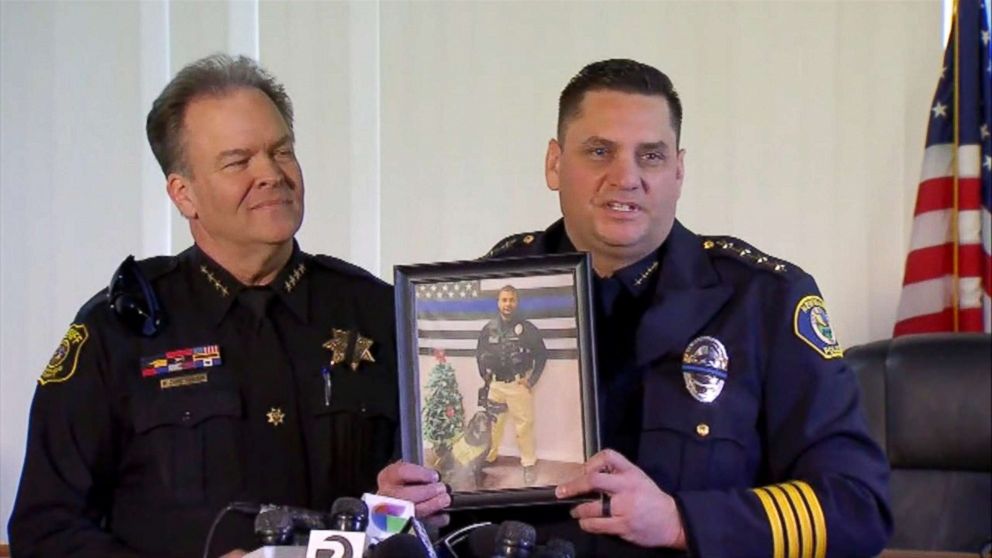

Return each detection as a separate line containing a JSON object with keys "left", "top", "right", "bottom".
{"left": 484, "top": 231, "right": 540, "bottom": 258}
{"left": 701, "top": 236, "right": 801, "bottom": 277}
{"left": 308, "top": 253, "right": 389, "bottom": 287}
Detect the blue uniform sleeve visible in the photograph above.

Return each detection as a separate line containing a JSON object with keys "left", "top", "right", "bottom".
{"left": 674, "top": 275, "right": 892, "bottom": 558}
{"left": 8, "top": 314, "right": 143, "bottom": 558}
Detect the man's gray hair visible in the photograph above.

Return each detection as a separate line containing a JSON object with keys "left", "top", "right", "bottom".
{"left": 146, "top": 53, "right": 294, "bottom": 176}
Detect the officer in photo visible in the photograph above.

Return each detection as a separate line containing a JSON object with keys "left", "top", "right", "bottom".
{"left": 7, "top": 54, "right": 452, "bottom": 558}
{"left": 476, "top": 285, "right": 548, "bottom": 485}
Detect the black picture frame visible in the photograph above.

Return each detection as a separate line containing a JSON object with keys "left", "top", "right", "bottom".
{"left": 394, "top": 253, "right": 599, "bottom": 510}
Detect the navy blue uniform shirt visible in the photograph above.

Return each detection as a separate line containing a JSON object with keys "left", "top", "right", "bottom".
{"left": 468, "top": 219, "right": 892, "bottom": 558}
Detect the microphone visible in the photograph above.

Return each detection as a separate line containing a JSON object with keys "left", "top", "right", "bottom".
{"left": 361, "top": 493, "right": 414, "bottom": 544}
{"left": 329, "top": 497, "right": 369, "bottom": 532}
{"left": 492, "top": 520, "right": 537, "bottom": 558}
{"left": 303, "top": 498, "right": 369, "bottom": 558}
{"left": 368, "top": 533, "right": 435, "bottom": 557}
{"left": 254, "top": 505, "right": 329, "bottom": 545}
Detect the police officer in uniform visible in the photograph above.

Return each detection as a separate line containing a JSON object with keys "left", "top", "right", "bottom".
{"left": 486, "top": 59, "right": 891, "bottom": 557}
{"left": 7, "top": 55, "right": 423, "bottom": 558}
{"left": 387, "top": 59, "right": 892, "bottom": 557}
{"left": 476, "top": 285, "right": 548, "bottom": 485}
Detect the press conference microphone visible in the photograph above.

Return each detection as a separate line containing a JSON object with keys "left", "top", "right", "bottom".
{"left": 254, "top": 504, "right": 329, "bottom": 545}
{"left": 492, "top": 520, "right": 537, "bottom": 558}
{"left": 303, "top": 497, "right": 370, "bottom": 558}
{"left": 368, "top": 533, "right": 435, "bottom": 557}
{"left": 329, "top": 497, "right": 369, "bottom": 532}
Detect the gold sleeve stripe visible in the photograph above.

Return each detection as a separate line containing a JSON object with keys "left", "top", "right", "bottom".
{"left": 753, "top": 487, "right": 785, "bottom": 558}
{"left": 766, "top": 485, "right": 800, "bottom": 558}
{"left": 792, "top": 481, "right": 827, "bottom": 558}
{"left": 781, "top": 482, "right": 814, "bottom": 558}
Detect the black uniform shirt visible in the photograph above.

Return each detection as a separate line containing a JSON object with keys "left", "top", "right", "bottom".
{"left": 9, "top": 244, "right": 398, "bottom": 558}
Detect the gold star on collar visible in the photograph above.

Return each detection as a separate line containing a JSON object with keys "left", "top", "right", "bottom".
{"left": 266, "top": 407, "right": 285, "bottom": 426}
{"left": 323, "top": 328, "right": 351, "bottom": 367}
{"left": 351, "top": 334, "right": 375, "bottom": 371}
{"left": 283, "top": 262, "right": 306, "bottom": 293}
{"left": 199, "top": 265, "right": 229, "bottom": 297}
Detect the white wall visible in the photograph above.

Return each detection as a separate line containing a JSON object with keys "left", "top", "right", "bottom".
{"left": 0, "top": 0, "right": 942, "bottom": 543}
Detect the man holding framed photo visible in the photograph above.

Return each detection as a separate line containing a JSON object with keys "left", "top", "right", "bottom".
{"left": 476, "top": 285, "right": 548, "bottom": 486}
{"left": 381, "top": 59, "right": 892, "bottom": 557}
{"left": 483, "top": 58, "right": 892, "bottom": 557}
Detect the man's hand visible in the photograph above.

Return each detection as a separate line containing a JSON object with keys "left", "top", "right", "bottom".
{"left": 555, "top": 449, "right": 686, "bottom": 549}
{"left": 376, "top": 461, "right": 450, "bottom": 517}
{"left": 218, "top": 550, "right": 246, "bottom": 558}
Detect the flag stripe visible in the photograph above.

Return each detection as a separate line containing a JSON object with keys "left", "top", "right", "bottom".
{"left": 893, "top": 306, "right": 986, "bottom": 336}
{"left": 417, "top": 337, "right": 577, "bottom": 351}
{"left": 418, "top": 328, "right": 577, "bottom": 340}
{"left": 909, "top": 209, "right": 983, "bottom": 250}
{"left": 914, "top": 176, "right": 984, "bottom": 215}
{"left": 479, "top": 274, "right": 574, "bottom": 291}
{"left": 419, "top": 347, "right": 579, "bottom": 359}
{"left": 896, "top": 276, "right": 985, "bottom": 321}
{"left": 919, "top": 143, "right": 984, "bottom": 181}
{"left": 417, "top": 317, "right": 577, "bottom": 331}
{"left": 902, "top": 243, "right": 988, "bottom": 284}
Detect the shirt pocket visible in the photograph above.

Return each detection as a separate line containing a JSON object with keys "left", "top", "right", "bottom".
{"left": 639, "top": 369, "right": 758, "bottom": 492}
{"left": 131, "top": 387, "right": 243, "bottom": 504}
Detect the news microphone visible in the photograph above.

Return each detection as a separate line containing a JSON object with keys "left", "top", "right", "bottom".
{"left": 303, "top": 497, "right": 370, "bottom": 558}
{"left": 254, "top": 505, "right": 330, "bottom": 545}
{"left": 368, "top": 533, "right": 435, "bottom": 557}
{"left": 361, "top": 493, "right": 414, "bottom": 544}
{"left": 329, "top": 497, "right": 369, "bottom": 532}
{"left": 492, "top": 520, "right": 537, "bottom": 558}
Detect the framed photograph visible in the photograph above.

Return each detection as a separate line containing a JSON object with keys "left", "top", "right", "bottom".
{"left": 394, "top": 254, "right": 599, "bottom": 510}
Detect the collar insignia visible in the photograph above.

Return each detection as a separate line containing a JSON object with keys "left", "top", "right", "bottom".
{"left": 199, "top": 265, "right": 229, "bottom": 297}
{"left": 283, "top": 262, "right": 306, "bottom": 293}
{"left": 634, "top": 261, "right": 660, "bottom": 287}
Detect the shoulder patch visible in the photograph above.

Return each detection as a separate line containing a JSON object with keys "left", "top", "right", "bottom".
{"left": 40, "top": 324, "right": 89, "bottom": 385}
{"left": 484, "top": 232, "right": 538, "bottom": 259}
{"left": 701, "top": 236, "right": 795, "bottom": 274}
{"left": 793, "top": 295, "right": 843, "bottom": 359}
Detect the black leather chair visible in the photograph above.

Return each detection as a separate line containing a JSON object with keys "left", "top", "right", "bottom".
{"left": 847, "top": 333, "right": 991, "bottom": 552}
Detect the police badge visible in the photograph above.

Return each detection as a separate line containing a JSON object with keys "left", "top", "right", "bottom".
{"left": 682, "top": 336, "right": 729, "bottom": 403}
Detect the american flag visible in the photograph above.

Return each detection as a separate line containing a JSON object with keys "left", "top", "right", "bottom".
{"left": 894, "top": 0, "right": 992, "bottom": 335}
{"left": 414, "top": 274, "right": 579, "bottom": 359}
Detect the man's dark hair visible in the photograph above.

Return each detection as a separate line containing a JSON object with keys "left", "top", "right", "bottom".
{"left": 498, "top": 285, "right": 519, "bottom": 298}
{"left": 146, "top": 53, "right": 294, "bottom": 176}
{"left": 557, "top": 59, "right": 683, "bottom": 146}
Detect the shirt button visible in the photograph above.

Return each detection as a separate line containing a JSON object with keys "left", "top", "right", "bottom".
{"left": 696, "top": 423, "right": 710, "bottom": 437}
{"left": 181, "top": 410, "right": 192, "bottom": 422}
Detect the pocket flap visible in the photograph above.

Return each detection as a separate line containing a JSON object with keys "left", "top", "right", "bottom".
{"left": 133, "top": 389, "right": 242, "bottom": 433}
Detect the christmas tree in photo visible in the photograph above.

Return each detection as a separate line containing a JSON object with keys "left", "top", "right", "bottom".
{"left": 422, "top": 349, "right": 464, "bottom": 465}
